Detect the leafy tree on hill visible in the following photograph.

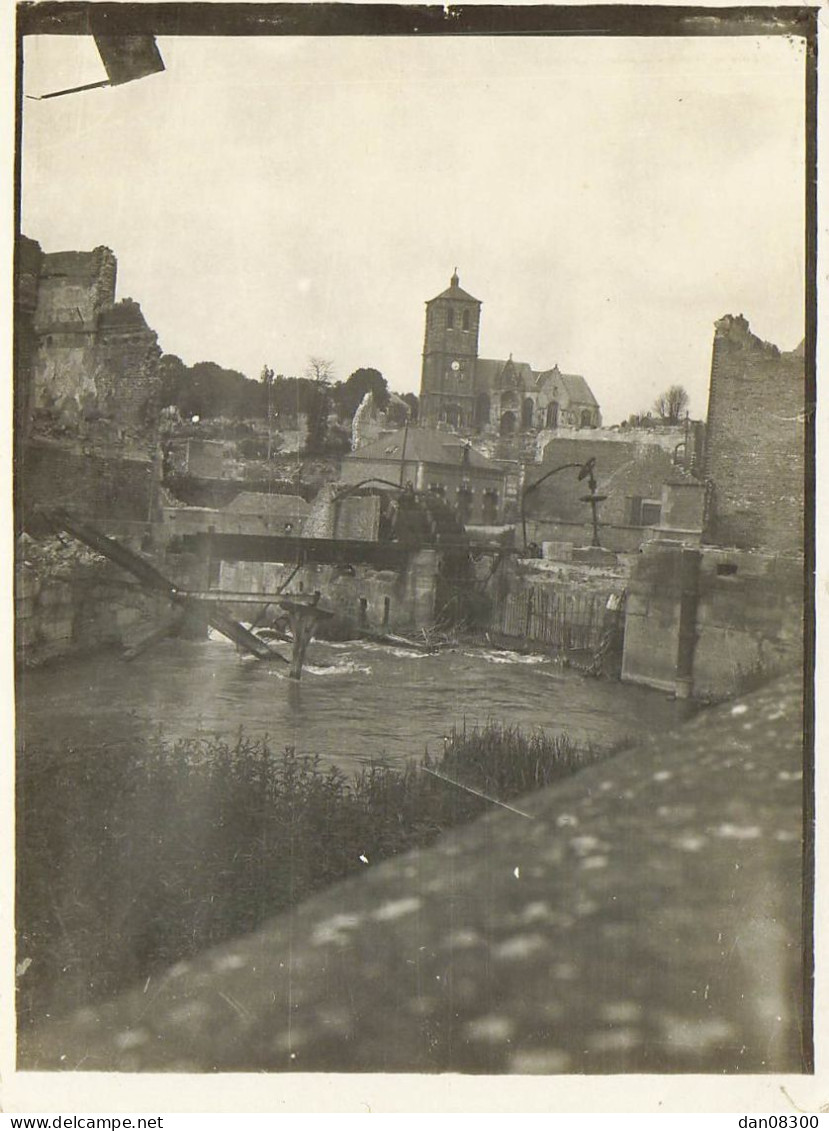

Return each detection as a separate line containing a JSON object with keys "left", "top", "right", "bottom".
{"left": 402, "top": 392, "right": 419, "bottom": 424}
{"left": 270, "top": 375, "right": 329, "bottom": 423}
{"left": 159, "top": 355, "right": 265, "bottom": 420}
{"left": 331, "top": 367, "right": 390, "bottom": 420}
{"left": 303, "top": 381, "right": 331, "bottom": 455}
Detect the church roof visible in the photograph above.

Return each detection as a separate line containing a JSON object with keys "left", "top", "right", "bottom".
{"left": 476, "top": 357, "right": 536, "bottom": 390}
{"left": 536, "top": 366, "right": 599, "bottom": 407}
{"left": 428, "top": 270, "right": 481, "bottom": 305}
{"left": 346, "top": 427, "right": 495, "bottom": 470}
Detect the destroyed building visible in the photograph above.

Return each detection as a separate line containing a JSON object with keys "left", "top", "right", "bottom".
{"left": 524, "top": 436, "right": 701, "bottom": 554}
{"left": 16, "top": 236, "right": 161, "bottom": 445}
{"left": 15, "top": 236, "right": 163, "bottom": 527}
{"left": 622, "top": 314, "right": 806, "bottom": 699}
{"left": 702, "top": 314, "right": 805, "bottom": 554}
{"left": 341, "top": 426, "right": 510, "bottom": 525}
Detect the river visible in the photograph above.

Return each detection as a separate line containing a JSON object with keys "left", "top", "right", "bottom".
{"left": 17, "top": 633, "right": 683, "bottom": 770}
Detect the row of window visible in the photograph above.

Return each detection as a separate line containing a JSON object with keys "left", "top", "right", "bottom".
{"left": 427, "top": 482, "right": 499, "bottom": 498}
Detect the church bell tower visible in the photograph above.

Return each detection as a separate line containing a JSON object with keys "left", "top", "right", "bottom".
{"left": 420, "top": 270, "right": 481, "bottom": 429}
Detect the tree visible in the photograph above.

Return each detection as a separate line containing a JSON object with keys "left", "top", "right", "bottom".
{"left": 305, "top": 356, "right": 335, "bottom": 384}
{"left": 158, "top": 354, "right": 188, "bottom": 410}
{"left": 303, "top": 381, "right": 331, "bottom": 455}
{"left": 402, "top": 393, "right": 420, "bottom": 424}
{"left": 158, "top": 355, "right": 266, "bottom": 419}
{"left": 652, "top": 385, "right": 690, "bottom": 424}
{"left": 332, "top": 367, "right": 389, "bottom": 420}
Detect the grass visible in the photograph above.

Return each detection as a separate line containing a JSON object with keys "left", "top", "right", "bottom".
{"left": 17, "top": 721, "right": 603, "bottom": 1029}
{"left": 434, "top": 720, "right": 601, "bottom": 797}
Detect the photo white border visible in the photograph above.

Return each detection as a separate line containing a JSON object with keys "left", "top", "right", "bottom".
{"left": 2, "top": 0, "right": 825, "bottom": 1115}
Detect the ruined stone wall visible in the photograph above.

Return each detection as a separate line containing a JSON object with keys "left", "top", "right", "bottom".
{"left": 529, "top": 439, "right": 674, "bottom": 524}
{"left": 525, "top": 517, "right": 653, "bottom": 554}
{"left": 703, "top": 315, "right": 804, "bottom": 553}
{"left": 300, "top": 487, "right": 381, "bottom": 542}
{"left": 15, "top": 238, "right": 45, "bottom": 531}
{"left": 25, "top": 243, "right": 161, "bottom": 443}
{"left": 218, "top": 550, "right": 438, "bottom": 635}
{"left": 333, "top": 496, "right": 381, "bottom": 541}
{"left": 622, "top": 542, "right": 694, "bottom": 694}
{"left": 525, "top": 444, "right": 683, "bottom": 552}
{"left": 622, "top": 541, "right": 803, "bottom": 697}
{"left": 34, "top": 247, "right": 117, "bottom": 328}
{"left": 22, "top": 442, "right": 158, "bottom": 525}
{"left": 659, "top": 480, "right": 705, "bottom": 533}
{"left": 16, "top": 542, "right": 168, "bottom": 666}
{"left": 691, "top": 549, "right": 803, "bottom": 698}
{"left": 93, "top": 302, "right": 162, "bottom": 431}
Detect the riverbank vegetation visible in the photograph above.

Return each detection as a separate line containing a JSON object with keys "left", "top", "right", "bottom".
{"left": 17, "top": 723, "right": 605, "bottom": 1029}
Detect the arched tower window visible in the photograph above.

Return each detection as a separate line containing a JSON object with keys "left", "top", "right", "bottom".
{"left": 447, "top": 308, "right": 454, "bottom": 329}
{"left": 463, "top": 309, "right": 470, "bottom": 331}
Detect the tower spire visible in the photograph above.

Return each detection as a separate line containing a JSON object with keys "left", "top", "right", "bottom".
{"left": 451, "top": 267, "right": 459, "bottom": 287}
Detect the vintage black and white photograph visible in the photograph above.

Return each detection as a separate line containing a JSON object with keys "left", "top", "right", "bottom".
{"left": 12, "top": 0, "right": 815, "bottom": 1092}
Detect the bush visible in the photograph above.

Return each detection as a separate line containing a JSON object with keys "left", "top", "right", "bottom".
{"left": 17, "top": 722, "right": 603, "bottom": 1026}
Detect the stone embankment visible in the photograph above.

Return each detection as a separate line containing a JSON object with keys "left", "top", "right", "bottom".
{"left": 20, "top": 673, "right": 807, "bottom": 1074}
{"left": 16, "top": 535, "right": 168, "bottom": 666}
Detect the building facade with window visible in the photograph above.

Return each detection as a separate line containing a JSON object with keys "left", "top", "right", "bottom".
{"left": 523, "top": 436, "right": 701, "bottom": 551}
{"left": 419, "top": 271, "right": 601, "bottom": 434}
{"left": 339, "top": 426, "right": 510, "bottom": 525}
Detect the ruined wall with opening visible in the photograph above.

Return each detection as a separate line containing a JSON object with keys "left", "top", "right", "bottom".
{"left": 703, "top": 315, "right": 804, "bottom": 553}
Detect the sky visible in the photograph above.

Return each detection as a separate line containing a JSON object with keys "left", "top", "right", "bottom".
{"left": 21, "top": 31, "right": 807, "bottom": 425}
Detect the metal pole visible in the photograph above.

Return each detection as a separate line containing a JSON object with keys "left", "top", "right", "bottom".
{"left": 520, "top": 461, "right": 588, "bottom": 552}
{"left": 399, "top": 422, "right": 409, "bottom": 487}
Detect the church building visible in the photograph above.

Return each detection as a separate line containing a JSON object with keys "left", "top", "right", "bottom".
{"left": 419, "top": 271, "right": 601, "bottom": 435}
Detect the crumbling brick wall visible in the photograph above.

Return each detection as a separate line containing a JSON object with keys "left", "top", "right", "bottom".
{"left": 703, "top": 314, "right": 804, "bottom": 553}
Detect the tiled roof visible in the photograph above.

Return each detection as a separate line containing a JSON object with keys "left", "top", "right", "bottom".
{"left": 536, "top": 367, "right": 599, "bottom": 407}
{"left": 476, "top": 358, "right": 536, "bottom": 389}
{"left": 346, "top": 428, "right": 494, "bottom": 469}
{"left": 428, "top": 271, "right": 481, "bottom": 305}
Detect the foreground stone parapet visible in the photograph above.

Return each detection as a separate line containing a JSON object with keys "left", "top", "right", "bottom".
{"left": 20, "top": 675, "right": 806, "bottom": 1073}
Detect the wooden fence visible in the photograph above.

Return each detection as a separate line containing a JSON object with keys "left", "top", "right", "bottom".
{"left": 490, "top": 585, "right": 618, "bottom": 654}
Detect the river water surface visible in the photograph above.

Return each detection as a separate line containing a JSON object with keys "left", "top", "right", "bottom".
{"left": 18, "top": 634, "right": 683, "bottom": 768}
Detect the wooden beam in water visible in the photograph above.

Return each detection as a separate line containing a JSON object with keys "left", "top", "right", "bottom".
{"left": 278, "top": 595, "right": 335, "bottom": 680}
{"left": 121, "top": 608, "right": 185, "bottom": 661}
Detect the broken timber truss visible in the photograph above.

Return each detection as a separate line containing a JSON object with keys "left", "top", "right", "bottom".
{"left": 41, "top": 508, "right": 287, "bottom": 665}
